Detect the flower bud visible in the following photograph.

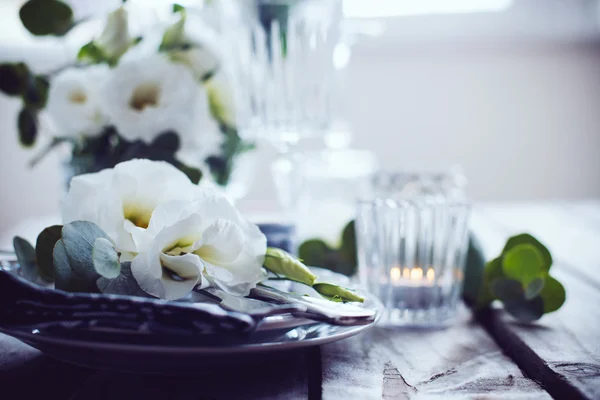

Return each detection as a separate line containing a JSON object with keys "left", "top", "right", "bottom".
{"left": 313, "top": 282, "right": 365, "bottom": 303}
{"left": 96, "top": 7, "right": 132, "bottom": 62}
{"left": 263, "top": 247, "right": 317, "bottom": 286}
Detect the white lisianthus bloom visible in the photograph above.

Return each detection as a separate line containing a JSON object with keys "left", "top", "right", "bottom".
{"left": 131, "top": 194, "right": 267, "bottom": 300}
{"left": 46, "top": 65, "right": 108, "bottom": 137}
{"left": 102, "top": 53, "right": 199, "bottom": 143}
{"left": 61, "top": 159, "right": 203, "bottom": 258}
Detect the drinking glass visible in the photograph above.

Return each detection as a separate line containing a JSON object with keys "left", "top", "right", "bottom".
{"left": 356, "top": 170, "right": 471, "bottom": 327}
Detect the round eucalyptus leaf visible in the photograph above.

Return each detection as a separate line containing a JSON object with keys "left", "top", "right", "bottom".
{"left": 539, "top": 275, "right": 566, "bottom": 313}
{"left": 24, "top": 75, "right": 49, "bottom": 110}
{"left": 92, "top": 238, "right": 121, "bottom": 279}
{"left": 524, "top": 276, "right": 545, "bottom": 300}
{"left": 490, "top": 278, "right": 523, "bottom": 302}
{"left": 503, "top": 233, "right": 552, "bottom": 271}
{"left": 18, "top": 108, "right": 38, "bottom": 147}
{"left": 476, "top": 257, "right": 504, "bottom": 306}
{"left": 19, "top": 0, "right": 74, "bottom": 36}
{"left": 502, "top": 243, "right": 545, "bottom": 285}
{"left": 0, "top": 63, "right": 28, "bottom": 96}
{"left": 53, "top": 239, "right": 98, "bottom": 292}
{"left": 97, "top": 262, "right": 152, "bottom": 297}
{"left": 62, "top": 221, "right": 111, "bottom": 281}
{"left": 504, "top": 296, "right": 545, "bottom": 323}
{"left": 35, "top": 225, "right": 62, "bottom": 282}
{"left": 13, "top": 236, "right": 37, "bottom": 283}
{"left": 298, "top": 239, "right": 331, "bottom": 269}
{"left": 313, "top": 282, "right": 364, "bottom": 303}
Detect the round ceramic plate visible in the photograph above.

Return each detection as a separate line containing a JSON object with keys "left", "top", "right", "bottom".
{"left": 0, "top": 266, "right": 382, "bottom": 373}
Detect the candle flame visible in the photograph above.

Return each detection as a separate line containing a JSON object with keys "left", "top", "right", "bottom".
{"left": 410, "top": 267, "right": 423, "bottom": 280}
{"left": 426, "top": 268, "right": 435, "bottom": 281}
{"left": 402, "top": 268, "right": 410, "bottom": 279}
{"left": 390, "top": 267, "right": 401, "bottom": 281}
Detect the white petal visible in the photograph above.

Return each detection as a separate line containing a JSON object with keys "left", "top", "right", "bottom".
{"left": 194, "top": 219, "right": 245, "bottom": 264}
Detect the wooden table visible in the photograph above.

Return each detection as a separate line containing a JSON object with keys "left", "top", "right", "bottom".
{"left": 1, "top": 202, "right": 599, "bottom": 399}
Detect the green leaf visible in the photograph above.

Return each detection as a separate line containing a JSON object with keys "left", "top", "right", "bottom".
{"left": 13, "top": 236, "right": 38, "bottom": 283}
{"left": 502, "top": 243, "right": 545, "bottom": 286}
{"left": 462, "top": 234, "right": 487, "bottom": 304}
{"left": 77, "top": 41, "right": 107, "bottom": 64}
{"left": 339, "top": 220, "right": 357, "bottom": 272}
{"left": 263, "top": 247, "right": 318, "bottom": 286}
{"left": 92, "top": 238, "right": 121, "bottom": 279}
{"left": 313, "top": 282, "right": 364, "bottom": 303}
{"left": 477, "top": 257, "right": 505, "bottom": 307}
{"left": 62, "top": 221, "right": 111, "bottom": 282}
{"left": 172, "top": 3, "right": 185, "bottom": 13}
{"left": 504, "top": 296, "right": 545, "bottom": 322}
{"left": 23, "top": 75, "right": 49, "bottom": 109}
{"left": 19, "top": 0, "right": 74, "bottom": 36}
{"left": 175, "top": 163, "right": 202, "bottom": 184}
{"left": 53, "top": 239, "right": 98, "bottom": 292}
{"left": 0, "top": 63, "right": 29, "bottom": 96}
{"left": 491, "top": 278, "right": 523, "bottom": 302}
{"left": 298, "top": 239, "right": 330, "bottom": 269}
{"left": 35, "top": 225, "right": 62, "bottom": 282}
{"left": 539, "top": 276, "right": 566, "bottom": 313}
{"left": 503, "top": 233, "right": 552, "bottom": 271}
{"left": 18, "top": 107, "right": 38, "bottom": 147}
{"left": 524, "top": 276, "right": 545, "bottom": 300}
{"left": 97, "top": 262, "right": 151, "bottom": 297}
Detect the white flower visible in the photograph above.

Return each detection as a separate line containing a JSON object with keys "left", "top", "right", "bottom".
{"left": 131, "top": 193, "right": 267, "bottom": 300}
{"left": 102, "top": 53, "right": 199, "bottom": 143}
{"left": 46, "top": 65, "right": 108, "bottom": 137}
{"left": 61, "top": 159, "right": 202, "bottom": 257}
{"left": 205, "top": 68, "right": 238, "bottom": 127}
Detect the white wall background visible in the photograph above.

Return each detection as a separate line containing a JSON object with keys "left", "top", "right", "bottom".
{"left": 1, "top": 0, "right": 600, "bottom": 233}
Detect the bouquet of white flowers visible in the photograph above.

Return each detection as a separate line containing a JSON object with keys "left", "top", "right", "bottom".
{"left": 0, "top": 0, "right": 253, "bottom": 187}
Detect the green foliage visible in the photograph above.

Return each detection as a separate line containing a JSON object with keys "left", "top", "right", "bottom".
{"left": 312, "top": 282, "right": 364, "bottom": 303}
{"left": 0, "top": 63, "right": 29, "bottom": 96}
{"left": 97, "top": 262, "right": 152, "bottom": 297}
{"left": 476, "top": 233, "right": 566, "bottom": 322}
{"left": 298, "top": 220, "right": 358, "bottom": 277}
{"left": 17, "top": 107, "right": 38, "bottom": 147}
{"left": 77, "top": 41, "right": 108, "bottom": 65}
{"left": 19, "top": 0, "right": 74, "bottom": 36}
{"left": 172, "top": 3, "right": 185, "bottom": 13}
{"left": 91, "top": 238, "right": 121, "bottom": 279}
{"left": 13, "top": 236, "right": 38, "bottom": 282}
{"left": 53, "top": 238, "right": 99, "bottom": 292}
{"left": 263, "top": 247, "right": 317, "bottom": 286}
{"left": 35, "top": 225, "right": 62, "bottom": 282}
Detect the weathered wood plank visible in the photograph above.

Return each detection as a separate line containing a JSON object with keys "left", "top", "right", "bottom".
{"left": 320, "top": 306, "right": 549, "bottom": 400}
{"left": 472, "top": 204, "right": 600, "bottom": 399}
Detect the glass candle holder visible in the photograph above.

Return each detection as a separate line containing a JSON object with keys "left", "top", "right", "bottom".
{"left": 356, "top": 171, "right": 470, "bottom": 327}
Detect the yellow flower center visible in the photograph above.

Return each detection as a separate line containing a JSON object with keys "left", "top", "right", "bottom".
{"left": 129, "top": 82, "right": 160, "bottom": 112}
{"left": 69, "top": 89, "right": 87, "bottom": 104}
{"left": 123, "top": 203, "right": 153, "bottom": 229}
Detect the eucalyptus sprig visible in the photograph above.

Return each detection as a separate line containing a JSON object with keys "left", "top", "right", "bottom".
{"left": 476, "top": 233, "right": 566, "bottom": 322}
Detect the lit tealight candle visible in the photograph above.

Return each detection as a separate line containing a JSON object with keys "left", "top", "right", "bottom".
{"left": 410, "top": 267, "right": 423, "bottom": 280}
{"left": 390, "top": 266, "right": 401, "bottom": 281}
{"left": 426, "top": 268, "right": 435, "bottom": 282}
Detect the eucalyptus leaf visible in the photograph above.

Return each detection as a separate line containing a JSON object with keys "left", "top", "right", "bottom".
{"left": 477, "top": 257, "right": 504, "bottom": 307}
{"left": 19, "top": 0, "right": 74, "bottom": 36}
{"left": 92, "top": 238, "right": 121, "bottom": 279}
{"left": 539, "top": 276, "right": 566, "bottom": 313}
{"left": 0, "top": 63, "right": 28, "bottom": 96}
{"left": 339, "top": 220, "right": 357, "bottom": 272}
{"left": 97, "top": 262, "right": 152, "bottom": 297}
{"left": 263, "top": 247, "right": 317, "bottom": 286}
{"left": 503, "top": 233, "right": 552, "bottom": 271}
{"left": 502, "top": 243, "right": 544, "bottom": 286}
{"left": 298, "top": 239, "right": 330, "bottom": 269}
{"left": 53, "top": 239, "right": 98, "bottom": 292}
{"left": 313, "top": 282, "right": 364, "bottom": 303}
{"left": 62, "top": 221, "right": 111, "bottom": 282}
{"left": 35, "top": 225, "right": 62, "bottom": 282}
{"left": 490, "top": 278, "right": 523, "bottom": 302}
{"left": 13, "top": 236, "right": 37, "bottom": 283}
{"left": 23, "top": 75, "right": 49, "bottom": 110}
{"left": 504, "top": 296, "right": 545, "bottom": 322}
{"left": 18, "top": 107, "right": 38, "bottom": 147}
{"left": 462, "top": 235, "right": 487, "bottom": 304}
{"left": 524, "top": 276, "right": 545, "bottom": 300}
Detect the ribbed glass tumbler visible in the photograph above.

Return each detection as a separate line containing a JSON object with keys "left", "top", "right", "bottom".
{"left": 356, "top": 193, "right": 470, "bottom": 327}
